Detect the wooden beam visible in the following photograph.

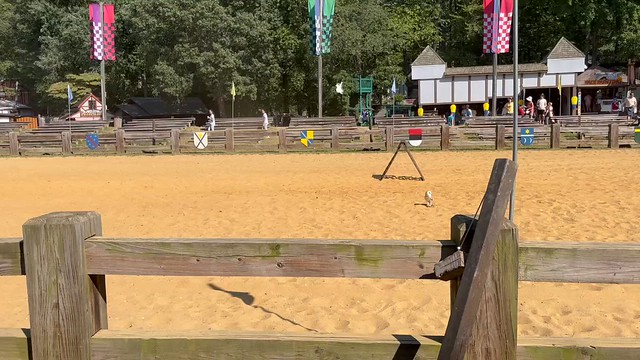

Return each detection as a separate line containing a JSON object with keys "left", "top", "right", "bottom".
{"left": 331, "top": 126, "right": 340, "bottom": 150}
{"left": 115, "top": 129, "right": 125, "bottom": 153}
{"left": 0, "top": 329, "right": 30, "bottom": 360}
{"left": 170, "top": 129, "right": 180, "bottom": 154}
{"left": 550, "top": 123, "right": 561, "bottom": 149}
{"left": 385, "top": 126, "right": 394, "bottom": 151}
{"left": 85, "top": 237, "right": 455, "bottom": 278}
{"left": 23, "top": 212, "right": 107, "bottom": 360}
{"left": 61, "top": 131, "right": 72, "bottom": 154}
{"left": 89, "top": 330, "right": 640, "bottom": 360}
{"left": 9, "top": 132, "right": 19, "bottom": 156}
{"left": 0, "top": 238, "right": 23, "bottom": 276}
{"left": 496, "top": 124, "right": 506, "bottom": 150}
{"left": 441, "top": 125, "right": 450, "bottom": 150}
{"left": 519, "top": 241, "right": 640, "bottom": 284}
{"left": 225, "top": 128, "right": 234, "bottom": 152}
{"left": 439, "top": 159, "right": 518, "bottom": 360}
{"left": 608, "top": 123, "right": 619, "bottom": 148}
{"left": 278, "top": 128, "right": 287, "bottom": 152}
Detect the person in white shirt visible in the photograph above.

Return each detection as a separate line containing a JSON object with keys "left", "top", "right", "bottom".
{"left": 624, "top": 92, "right": 637, "bottom": 121}
{"left": 261, "top": 109, "right": 269, "bottom": 130}
{"left": 207, "top": 110, "right": 215, "bottom": 131}
{"left": 536, "top": 94, "right": 547, "bottom": 124}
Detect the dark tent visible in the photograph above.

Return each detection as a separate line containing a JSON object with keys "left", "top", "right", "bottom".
{"left": 115, "top": 97, "right": 209, "bottom": 126}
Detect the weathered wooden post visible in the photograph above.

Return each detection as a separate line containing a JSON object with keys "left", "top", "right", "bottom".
{"left": 9, "top": 132, "right": 19, "bottom": 156}
{"left": 113, "top": 117, "right": 123, "bottom": 129}
{"left": 437, "top": 159, "right": 518, "bottom": 360}
{"left": 385, "top": 126, "right": 394, "bottom": 152}
{"left": 23, "top": 212, "right": 107, "bottom": 360}
{"left": 550, "top": 123, "right": 561, "bottom": 149}
{"left": 331, "top": 127, "right": 340, "bottom": 150}
{"left": 608, "top": 123, "right": 619, "bottom": 149}
{"left": 441, "top": 125, "right": 450, "bottom": 150}
{"left": 225, "top": 128, "right": 235, "bottom": 152}
{"left": 61, "top": 131, "right": 72, "bottom": 154}
{"left": 278, "top": 128, "right": 287, "bottom": 152}
{"left": 115, "top": 129, "right": 125, "bottom": 153}
{"left": 495, "top": 125, "right": 506, "bottom": 150}
{"left": 170, "top": 129, "right": 180, "bottom": 154}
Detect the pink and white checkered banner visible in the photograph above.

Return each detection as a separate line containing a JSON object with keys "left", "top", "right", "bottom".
{"left": 483, "top": 0, "right": 513, "bottom": 54}
{"left": 89, "top": 3, "right": 116, "bottom": 61}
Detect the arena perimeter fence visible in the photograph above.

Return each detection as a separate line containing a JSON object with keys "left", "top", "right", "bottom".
{"left": 0, "top": 159, "right": 639, "bottom": 359}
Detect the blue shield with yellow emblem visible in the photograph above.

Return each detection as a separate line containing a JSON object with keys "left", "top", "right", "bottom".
{"left": 520, "top": 128, "right": 534, "bottom": 146}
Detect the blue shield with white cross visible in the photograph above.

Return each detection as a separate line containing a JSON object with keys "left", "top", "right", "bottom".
{"left": 520, "top": 128, "right": 534, "bottom": 146}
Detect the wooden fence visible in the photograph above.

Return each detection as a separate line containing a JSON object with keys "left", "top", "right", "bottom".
{"left": 0, "top": 159, "right": 639, "bottom": 359}
{"left": 1, "top": 124, "right": 639, "bottom": 156}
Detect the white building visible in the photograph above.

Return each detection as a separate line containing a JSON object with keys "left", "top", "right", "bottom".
{"left": 411, "top": 37, "right": 586, "bottom": 115}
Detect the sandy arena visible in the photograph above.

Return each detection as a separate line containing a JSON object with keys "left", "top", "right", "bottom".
{"left": 1, "top": 150, "right": 639, "bottom": 338}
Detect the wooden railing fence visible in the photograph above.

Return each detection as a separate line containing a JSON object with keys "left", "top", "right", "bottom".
{"left": 1, "top": 123, "right": 639, "bottom": 156}
{"left": 0, "top": 159, "right": 639, "bottom": 359}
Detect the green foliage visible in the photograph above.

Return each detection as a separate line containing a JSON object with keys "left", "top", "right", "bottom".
{"left": 1, "top": 0, "right": 639, "bottom": 116}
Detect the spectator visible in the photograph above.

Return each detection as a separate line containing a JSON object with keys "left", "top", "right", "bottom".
{"left": 261, "top": 109, "right": 269, "bottom": 130}
{"left": 584, "top": 93, "right": 593, "bottom": 113}
{"left": 207, "top": 109, "right": 215, "bottom": 131}
{"left": 462, "top": 105, "right": 473, "bottom": 119}
{"left": 624, "top": 92, "right": 637, "bottom": 121}
{"left": 545, "top": 102, "right": 554, "bottom": 124}
{"left": 536, "top": 94, "right": 547, "bottom": 123}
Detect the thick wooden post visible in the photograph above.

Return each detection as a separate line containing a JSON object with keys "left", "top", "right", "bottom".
{"left": 385, "top": 126, "right": 394, "bottom": 151}
{"left": 439, "top": 159, "right": 517, "bottom": 360}
{"left": 115, "top": 129, "right": 125, "bottom": 153}
{"left": 331, "top": 127, "right": 340, "bottom": 150}
{"left": 495, "top": 125, "right": 505, "bottom": 150}
{"left": 9, "top": 132, "right": 19, "bottom": 156}
{"left": 170, "top": 129, "right": 180, "bottom": 154}
{"left": 278, "top": 128, "right": 287, "bottom": 152}
{"left": 441, "top": 125, "right": 450, "bottom": 150}
{"left": 61, "top": 131, "right": 72, "bottom": 154}
{"left": 225, "top": 128, "right": 235, "bottom": 152}
{"left": 23, "top": 212, "right": 107, "bottom": 360}
{"left": 608, "top": 123, "right": 619, "bottom": 149}
{"left": 114, "top": 117, "right": 122, "bottom": 129}
{"left": 550, "top": 123, "right": 561, "bottom": 149}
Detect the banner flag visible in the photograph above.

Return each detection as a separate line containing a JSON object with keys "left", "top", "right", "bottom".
{"left": 90, "top": 3, "right": 116, "bottom": 61}
{"left": 483, "top": 0, "right": 513, "bottom": 54}
{"left": 308, "top": 0, "right": 335, "bottom": 56}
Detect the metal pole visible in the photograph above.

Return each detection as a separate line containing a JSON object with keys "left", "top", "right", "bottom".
{"left": 492, "top": 53, "right": 498, "bottom": 116}
{"left": 317, "top": 0, "right": 323, "bottom": 119}
{"left": 509, "top": 0, "right": 518, "bottom": 221}
{"left": 100, "top": 2, "right": 107, "bottom": 122}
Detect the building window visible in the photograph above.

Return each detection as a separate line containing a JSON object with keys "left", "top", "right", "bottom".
{"left": 88, "top": 99, "right": 97, "bottom": 110}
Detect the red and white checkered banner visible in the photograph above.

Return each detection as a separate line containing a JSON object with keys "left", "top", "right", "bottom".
{"left": 483, "top": 0, "right": 513, "bottom": 54}
{"left": 89, "top": 3, "right": 116, "bottom": 61}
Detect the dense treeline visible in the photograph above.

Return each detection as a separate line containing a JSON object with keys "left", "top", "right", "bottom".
{"left": 0, "top": 0, "right": 638, "bottom": 116}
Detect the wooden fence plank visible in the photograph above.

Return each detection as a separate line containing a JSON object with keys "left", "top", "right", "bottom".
{"left": 23, "top": 212, "right": 107, "bottom": 360}
{"left": 170, "top": 130, "right": 180, "bottom": 154}
{"left": 85, "top": 238, "right": 455, "bottom": 278}
{"left": 87, "top": 330, "right": 640, "bottom": 360}
{"left": 550, "top": 124, "right": 561, "bottom": 148}
{"left": 61, "top": 131, "right": 72, "bottom": 154}
{"left": 441, "top": 125, "right": 450, "bottom": 150}
{"left": 439, "top": 159, "right": 517, "bottom": 360}
{"left": 0, "top": 238, "right": 23, "bottom": 276}
{"left": 9, "top": 132, "right": 19, "bottom": 155}
{"left": 115, "top": 130, "right": 125, "bottom": 153}
{"left": 331, "top": 127, "right": 339, "bottom": 149}
{"left": 225, "top": 128, "right": 234, "bottom": 152}
{"left": 0, "top": 329, "right": 30, "bottom": 360}
{"left": 608, "top": 123, "right": 619, "bottom": 148}
{"left": 496, "top": 125, "right": 505, "bottom": 150}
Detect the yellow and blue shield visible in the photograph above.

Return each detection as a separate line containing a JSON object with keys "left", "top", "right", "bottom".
{"left": 300, "top": 130, "right": 314, "bottom": 147}
{"left": 521, "top": 128, "right": 534, "bottom": 146}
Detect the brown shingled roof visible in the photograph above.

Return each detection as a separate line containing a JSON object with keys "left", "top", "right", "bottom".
{"left": 444, "top": 63, "right": 547, "bottom": 76}
{"left": 412, "top": 46, "right": 446, "bottom": 66}
{"left": 546, "top": 37, "right": 585, "bottom": 60}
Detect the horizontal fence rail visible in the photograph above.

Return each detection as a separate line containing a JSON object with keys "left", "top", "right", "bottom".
{"left": 2, "top": 237, "right": 639, "bottom": 283}
{"left": 1, "top": 122, "right": 639, "bottom": 156}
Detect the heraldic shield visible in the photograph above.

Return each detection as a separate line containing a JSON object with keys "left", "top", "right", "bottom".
{"left": 194, "top": 132, "right": 208, "bottom": 149}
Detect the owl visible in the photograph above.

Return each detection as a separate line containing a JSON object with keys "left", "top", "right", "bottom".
{"left": 425, "top": 191, "right": 434, "bottom": 207}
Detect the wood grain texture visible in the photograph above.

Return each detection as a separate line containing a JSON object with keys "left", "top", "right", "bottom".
{"left": 85, "top": 237, "right": 455, "bottom": 278}
{"left": 0, "top": 238, "right": 23, "bottom": 275}
{"left": 225, "top": 128, "right": 234, "bottom": 152}
{"left": 22, "top": 212, "right": 105, "bottom": 360}
{"left": 496, "top": 125, "right": 505, "bottom": 150}
{"left": 170, "top": 129, "right": 180, "bottom": 154}
{"left": 88, "top": 330, "right": 640, "bottom": 360}
{"left": 116, "top": 130, "right": 125, "bottom": 153}
{"left": 550, "top": 123, "right": 561, "bottom": 148}
{"left": 331, "top": 127, "right": 339, "bottom": 149}
{"left": 438, "top": 159, "right": 517, "bottom": 360}
{"left": 61, "top": 131, "right": 72, "bottom": 154}
{"left": 9, "top": 132, "right": 19, "bottom": 155}
{"left": 608, "top": 123, "right": 619, "bottom": 148}
{"left": 441, "top": 125, "right": 450, "bottom": 150}
{"left": 278, "top": 128, "right": 287, "bottom": 152}
{"left": 0, "top": 329, "right": 30, "bottom": 360}
{"left": 385, "top": 126, "right": 394, "bottom": 151}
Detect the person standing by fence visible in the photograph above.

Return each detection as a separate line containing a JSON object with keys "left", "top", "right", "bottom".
{"left": 207, "top": 109, "right": 216, "bottom": 131}
{"left": 261, "top": 109, "right": 269, "bottom": 130}
{"left": 624, "top": 92, "right": 637, "bottom": 121}
{"left": 536, "top": 94, "right": 547, "bottom": 124}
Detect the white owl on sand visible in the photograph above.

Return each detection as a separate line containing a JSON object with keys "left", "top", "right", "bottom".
{"left": 425, "top": 191, "right": 434, "bottom": 207}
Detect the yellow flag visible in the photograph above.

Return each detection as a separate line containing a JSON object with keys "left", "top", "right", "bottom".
{"left": 558, "top": 78, "right": 562, "bottom": 95}
{"left": 231, "top": 82, "right": 236, "bottom": 98}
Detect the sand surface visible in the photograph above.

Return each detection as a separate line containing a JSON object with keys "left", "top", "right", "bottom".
{"left": 1, "top": 150, "right": 639, "bottom": 338}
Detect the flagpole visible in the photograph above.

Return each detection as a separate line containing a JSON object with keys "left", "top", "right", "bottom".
{"left": 509, "top": 0, "right": 518, "bottom": 222}
{"left": 100, "top": 2, "right": 107, "bottom": 122}
{"left": 492, "top": 53, "right": 498, "bottom": 116}
{"left": 317, "top": 0, "right": 323, "bottom": 119}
